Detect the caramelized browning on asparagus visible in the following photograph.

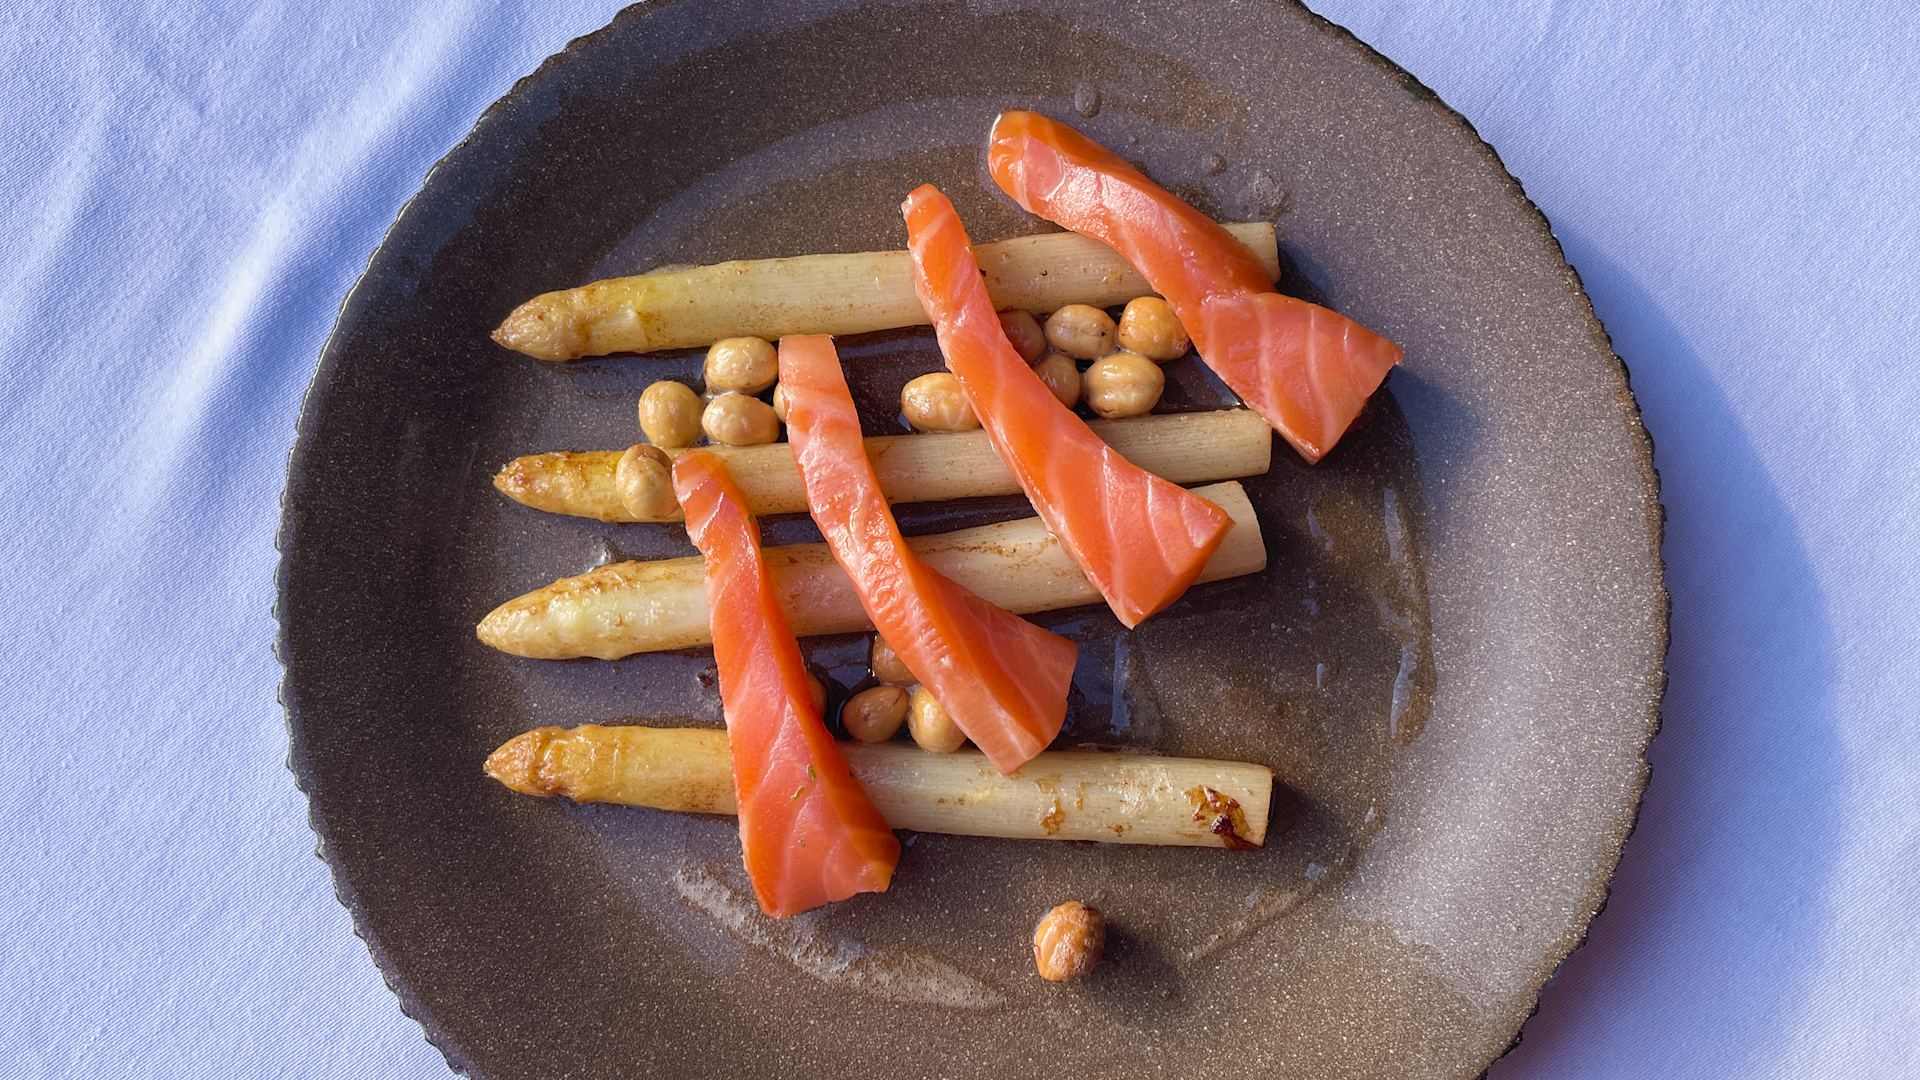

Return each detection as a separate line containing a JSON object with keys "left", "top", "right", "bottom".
{"left": 487, "top": 725, "right": 1273, "bottom": 848}
{"left": 475, "top": 481, "right": 1265, "bottom": 660}
{"left": 492, "top": 223, "right": 1281, "bottom": 361}
{"left": 494, "top": 410, "right": 1271, "bottom": 523}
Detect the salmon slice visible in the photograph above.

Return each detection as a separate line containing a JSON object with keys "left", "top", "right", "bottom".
{"left": 779, "top": 334, "right": 1078, "bottom": 775}
{"left": 671, "top": 450, "right": 899, "bottom": 918}
{"left": 986, "top": 109, "right": 1403, "bottom": 464}
{"left": 903, "top": 186, "right": 1234, "bottom": 628}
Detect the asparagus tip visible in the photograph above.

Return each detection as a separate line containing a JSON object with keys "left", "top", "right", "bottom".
{"left": 486, "top": 728, "right": 559, "bottom": 795}
{"left": 493, "top": 297, "right": 579, "bottom": 361}
{"left": 492, "top": 458, "right": 530, "bottom": 499}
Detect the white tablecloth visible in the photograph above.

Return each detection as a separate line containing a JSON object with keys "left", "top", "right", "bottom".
{"left": 5, "top": 1, "right": 1914, "bottom": 1075}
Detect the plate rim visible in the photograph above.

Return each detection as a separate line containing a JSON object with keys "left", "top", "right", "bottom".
{"left": 274, "top": 1, "right": 1670, "bottom": 1074}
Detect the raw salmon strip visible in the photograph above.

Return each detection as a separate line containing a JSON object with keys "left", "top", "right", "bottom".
{"left": 903, "top": 185, "right": 1233, "bottom": 628}
{"left": 986, "top": 109, "right": 1403, "bottom": 463}
{"left": 672, "top": 450, "right": 899, "bottom": 918}
{"left": 779, "top": 334, "right": 1077, "bottom": 775}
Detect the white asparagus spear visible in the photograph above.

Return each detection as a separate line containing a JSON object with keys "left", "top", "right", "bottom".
{"left": 492, "top": 222, "right": 1280, "bottom": 361}
{"left": 486, "top": 724, "right": 1273, "bottom": 848}
{"left": 477, "top": 480, "right": 1265, "bottom": 659}
{"left": 495, "top": 410, "right": 1272, "bottom": 522}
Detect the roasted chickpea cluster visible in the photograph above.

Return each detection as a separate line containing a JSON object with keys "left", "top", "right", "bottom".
{"left": 893, "top": 298, "right": 1186, "bottom": 431}
{"left": 844, "top": 633, "right": 970, "bottom": 754}
{"left": 633, "top": 336, "right": 786, "bottom": 492}
{"left": 632, "top": 298, "right": 1187, "bottom": 520}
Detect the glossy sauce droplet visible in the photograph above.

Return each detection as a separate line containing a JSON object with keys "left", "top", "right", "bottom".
{"left": 1306, "top": 506, "right": 1335, "bottom": 551}
{"left": 1389, "top": 643, "right": 1422, "bottom": 741}
{"left": 1237, "top": 168, "right": 1292, "bottom": 220}
{"left": 1073, "top": 82, "right": 1101, "bottom": 118}
{"left": 1186, "top": 785, "right": 1258, "bottom": 851}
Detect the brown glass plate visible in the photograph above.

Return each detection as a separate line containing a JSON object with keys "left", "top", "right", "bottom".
{"left": 276, "top": 2, "right": 1666, "bottom": 1077}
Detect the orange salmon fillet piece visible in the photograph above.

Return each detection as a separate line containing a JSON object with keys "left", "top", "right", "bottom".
{"left": 779, "top": 334, "right": 1077, "bottom": 775}
{"left": 672, "top": 450, "right": 899, "bottom": 918}
{"left": 903, "top": 185, "right": 1233, "bottom": 628}
{"left": 986, "top": 109, "right": 1403, "bottom": 463}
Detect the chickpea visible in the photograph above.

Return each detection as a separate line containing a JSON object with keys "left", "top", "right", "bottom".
{"left": 870, "top": 635, "right": 916, "bottom": 686}
{"left": 613, "top": 443, "right": 677, "bottom": 520}
{"left": 805, "top": 671, "right": 828, "bottom": 717}
{"left": 638, "top": 380, "right": 704, "bottom": 448}
{"left": 907, "top": 686, "right": 967, "bottom": 753}
{"left": 701, "top": 392, "right": 780, "bottom": 446}
{"left": 900, "top": 372, "right": 980, "bottom": 432}
{"left": 841, "top": 685, "right": 909, "bottom": 743}
{"left": 1032, "top": 901, "right": 1106, "bottom": 982}
{"left": 1081, "top": 351, "right": 1164, "bottom": 419}
{"left": 1031, "top": 352, "right": 1081, "bottom": 409}
{"left": 1043, "top": 304, "right": 1116, "bottom": 360}
{"left": 704, "top": 336, "right": 778, "bottom": 395}
{"left": 771, "top": 382, "right": 789, "bottom": 423}
{"left": 1116, "top": 296, "right": 1190, "bottom": 362}
{"left": 997, "top": 309, "right": 1048, "bottom": 363}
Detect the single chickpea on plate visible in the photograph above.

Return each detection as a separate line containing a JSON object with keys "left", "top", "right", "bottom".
{"left": 704, "top": 335, "right": 778, "bottom": 394}
{"left": 1116, "top": 296, "right": 1189, "bottom": 362}
{"left": 1031, "top": 352, "right": 1081, "bottom": 409}
{"left": 841, "top": 685, "right": 909, "bottom": 743}
{"left": 870, "top": 634, "right": 916, "bottom": 686}
{"left": 613, "top": 444, "right": 677, "bottom": 520}
{"left": 1033, "top": 901, "right": 1105, "bottom": 981}
{"left": 997, "top": 308, "right": 1048, "bottom": 363}
{"left": 1082, "top": 351, "right": 1164, "bottom": 419}
{"left": 638, "top": 380, "right": 704, "bottom": 448}
{"left": 1044, "top": 303, "right": 1115, "bottom": 360}
{"left": 900, "top": 372, "right": 980, "bottom": 432}
{"left": 907, "top": 686, "right": 966, "bottom": 753}
{"left": 702, "top": 392, "right": 780, "bottom": 446}
{"left": 804, "top": 671, "right": 827, "bottom": 717}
